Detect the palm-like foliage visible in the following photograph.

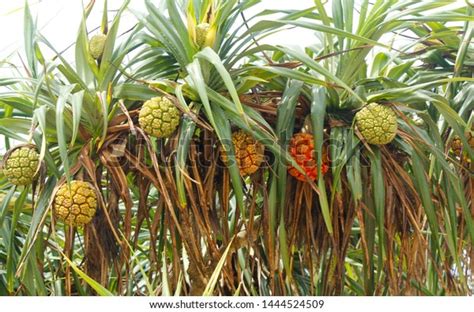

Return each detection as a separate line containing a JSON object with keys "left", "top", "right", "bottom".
{"left": 0, "top": 0, "right": 472, "bottom": 296}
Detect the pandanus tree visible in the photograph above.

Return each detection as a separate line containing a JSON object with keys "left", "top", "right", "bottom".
{"left": 0, "top": 0, "right": 472, "bottom": 296}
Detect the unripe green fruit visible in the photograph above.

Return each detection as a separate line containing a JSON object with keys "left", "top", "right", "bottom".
{"left": 3, "top": 146, "right": 40, "bottom": 186}
{"left": 89, "top": 34, "right": 107, "bottom": 59}
{"left": 138, "top": 97, "right": 181, "bottom": 138}
{"left": 355, "top": 103, "right": 398, "bottom": 145}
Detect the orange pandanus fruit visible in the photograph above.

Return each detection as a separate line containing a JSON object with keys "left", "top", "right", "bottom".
{"left": 221, "top": 130, "right": 264, "bottom": 176}
{"left": 288, "top": 133, "right": 329, "bottom": 182}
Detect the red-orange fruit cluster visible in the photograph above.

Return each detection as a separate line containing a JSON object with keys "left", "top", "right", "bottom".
{"left": 288, "top": 133, "right": 329, "bottom": 182}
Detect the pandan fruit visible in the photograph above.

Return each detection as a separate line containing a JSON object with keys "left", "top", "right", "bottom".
{"left": 288, "top": 133, "right": 329, "bottom": 182}
{"left": 138, "top": 97, "right": 181, "bottom": 138}
{"left": 221, "top": 130, "right": 264, "bottom": 176}
{"left": 355, "top": 103, "right": 397, "bottom": 145}
{"left": 2, "top": 145, "right": 40, "bottom": 186}
{"left": 54, "top": 181, "right": 98, "bottom": 226}
{"left": 196, "top": 23, "right": 211, "bottom": 49}
{"left": 450, "top": 129, "right": 474, "bottom": 163}
{"left": 89, "top": 34, "right": 107, "bottom": 60}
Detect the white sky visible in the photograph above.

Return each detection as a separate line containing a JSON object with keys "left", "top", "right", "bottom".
{"left": 0, "top": 0, "right": 316, "bottom": 152}
{"left": 0, "top": 0, "right": 468, "bottom": 62}
{"left": 0, "top": 0, "right": 315, "bottom": 62}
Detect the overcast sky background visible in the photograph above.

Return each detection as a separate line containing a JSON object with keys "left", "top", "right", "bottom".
{"left": 0, "top": 0, "right": 318, "bottom": 152}
{"left": 0, "top": 1, "right": 467, "bottom": 67}
{"left": 0, "top": 0, "right": 317, "bottom": 62}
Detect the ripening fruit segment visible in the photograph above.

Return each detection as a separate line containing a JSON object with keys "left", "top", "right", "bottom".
{"left": 288, "top": 133, "right": 329, "bottom": 182}
{"left": 221, "top": 130, "right": 264, "bottom": 176}
{"left": 54, "top": 181, "right": 98, "bottom": 227}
